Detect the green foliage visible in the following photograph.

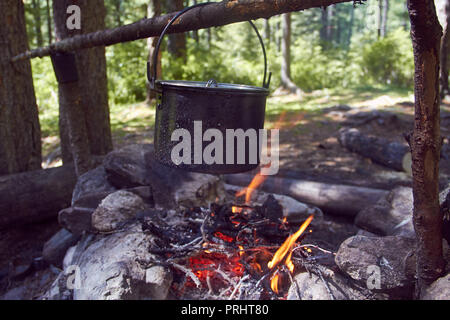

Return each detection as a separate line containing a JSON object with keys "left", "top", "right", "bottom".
{"left": 106, "top": 40, "right": 148, "bottom": 104}
{"left": 359, "top": 28, "right": 414, "bottom": 87}
{"left": 30, "top": 57, "right": 59, "bottom": 137}
{"left": 25, "top": 0, "right": 415, "bottom": 141}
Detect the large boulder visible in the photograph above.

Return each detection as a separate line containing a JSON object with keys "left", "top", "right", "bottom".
{"left": 55, "top": 223, "right": 172, "bottom": 300}
{"left": 335, "top": 235, "right": 416, "bottom": 298}
{"left": 91, "top": 190, "right": 147, "bottom": 233}
{"left": 355, "top": 187, "right": 414, "bottom": 238}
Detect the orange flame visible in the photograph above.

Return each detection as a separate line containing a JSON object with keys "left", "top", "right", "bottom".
{"left": 268, "top": 215, "right": 313, "bottom": 270}
{"left": 270, "top": 273, "right": 280, "bottom": 294}
{"left": 235, "top": 172, "right": 268, "bottom": 204}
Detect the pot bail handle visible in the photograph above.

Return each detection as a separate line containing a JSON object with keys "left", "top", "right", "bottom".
{"left": 148, "top": 1, "right": 271, "bottom": 90}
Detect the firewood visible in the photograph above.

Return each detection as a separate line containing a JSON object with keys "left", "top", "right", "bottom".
{"left": 224, "top": 174, "right": 389, "bottom": 217}
{"left": 0, "top": 165, "right": 76, "bottom": 229}
{"left": 338, "top": 127, "right": 412, "bottom": 173}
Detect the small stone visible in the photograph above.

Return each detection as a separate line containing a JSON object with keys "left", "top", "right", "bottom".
{"left": 144, "top": 265, "right": 173, "bottom": 300}
{"left": 91, "top": 190, "right": 147, "bottom": 232}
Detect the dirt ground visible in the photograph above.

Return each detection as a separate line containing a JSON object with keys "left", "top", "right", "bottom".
{"left": 1, "top": 93, "right": 449, "bottom": 298}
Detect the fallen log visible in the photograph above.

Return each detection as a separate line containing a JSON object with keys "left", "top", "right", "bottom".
{"left": 338, "top": 127, "right": 412, "bottom": 173}
{"left": 224, "top": 174, "right": 389, "bottom": 217}
{"left": 0, "top": 165, "right": 77, "bottom": 229}
{"left": 11, "top": 0, "right": 361, "bottom": 62}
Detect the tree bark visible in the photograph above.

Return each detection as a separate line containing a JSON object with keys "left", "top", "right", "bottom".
{"left": 53, "top": 0, "right": 112, "bottom": 174}
{"left": 0, "top": 0, "right": 42, "bottom": 175}
{"left": 12, "top": 0, "right": 359, "bottom": 62}
{"left": 407, "top": 0, "right": 445, "bottom": 296}
{"left": 440, "top": 0, "right": 450, "bottom": 98}
{"left": 147, "top": 0, "right": 162, "bottom": 102}
{"left": 281, "top": 13, "right": 301, "bottom": 94}
{"left": 0, "top": 165, "right": 77, "bottom": 229}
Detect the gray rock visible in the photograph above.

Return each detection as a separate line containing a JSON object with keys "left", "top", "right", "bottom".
{"left": 421, "top": 273, "right": 450, "bottom": 300}
{"left": 355, "top": 187, "right": 414, "bottom": 238}
{"left": 72, "top": 165, "right": 117, "bottom": 205}
{"left": 335, "top": 235, "right": 416, "bottom": 298}
{"left": 91, "top": 190, "right": 147, "bottom": 232}
{"left": 147, "top": 154, "right": 225, "bottom": 209}
{"left": 103, "top": 144, "right": 153, "bottom": 188}
{"left": 287, "top": 270, "right": 375, "bottom": 300}
{"left": 60, "top": 187, "right": 153, "bottom": 235}
{"left": 43, "top": 229, "right": 81, "bottom": 267}
{"left": 62, "top": 223, "right": 171, "bottom": 300}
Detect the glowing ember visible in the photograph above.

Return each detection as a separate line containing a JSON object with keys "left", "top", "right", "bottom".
{"left": 232, "top": 206, "right": 243, "bottom": 214}
{"left": 214, "top": 231, "right": 234, "bottom": 243}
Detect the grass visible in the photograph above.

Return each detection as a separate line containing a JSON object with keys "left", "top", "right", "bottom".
{"left": 38, "top": 85, "right": 414, "bottom": 158}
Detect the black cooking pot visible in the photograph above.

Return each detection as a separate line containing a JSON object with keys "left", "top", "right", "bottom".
{"left": 148, "top": 2, "right": 270, "bottom": 174}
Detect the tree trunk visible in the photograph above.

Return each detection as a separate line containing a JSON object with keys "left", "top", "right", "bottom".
{"left": 407, "top": 0, "right": 445, "bottom": 297}
{"left": 0, "top": 0, "right": 42, "bottom": 175}
{"left": 166, "top": 0, "right": 187, "bottom": 62}
{"left": 46, "top": 0, "right": 52, "bottom": 44}
{"left": 326, "top": 5, "right": 334, "bottom": 41}
{"left": 113, "top": 0, "right": 122, "bottom": 27}
{"left": 147, "top": 0, "right": 162, "bottom": 102}
{"left": 53, "top": 0, "right": 112, "bottom": 174}
{"left": 281, "top": 13, "right": 301, "bottom": 95}
{"left": 440, "top": 0, "right": 450, "bottom": 98}
{"left": 192, "top": 0, "right": 199, "bottom": 43}
{"left": 378, "top": 0, "right": 389, "bottom": 38}
{"left": 346, "top": 4, "right": 354, "bottom": 48}
{"left": 31, "top": 0, "right": 43, "bottom": 46}
{"left": 320, "top": 7, "right": 328, "bottom": 42}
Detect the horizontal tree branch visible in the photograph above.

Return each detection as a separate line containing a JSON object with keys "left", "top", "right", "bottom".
{"left": 12, "top": 0, "right": 360, "bottom": 62}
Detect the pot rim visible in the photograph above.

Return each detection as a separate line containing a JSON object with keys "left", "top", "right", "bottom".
{"left": 156, "top": 80, "right": 270, "bottom": 95}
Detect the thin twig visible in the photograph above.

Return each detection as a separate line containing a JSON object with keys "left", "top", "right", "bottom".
{"left": 170, "top": 262, "right": 201, "bottom": 288}
{"left": 229, "top": 274, "right": 250, "bottom": 300}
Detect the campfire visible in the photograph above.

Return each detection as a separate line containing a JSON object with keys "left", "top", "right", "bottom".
{"left": 140, "top": 172, "right": 315, "bottom": 299}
